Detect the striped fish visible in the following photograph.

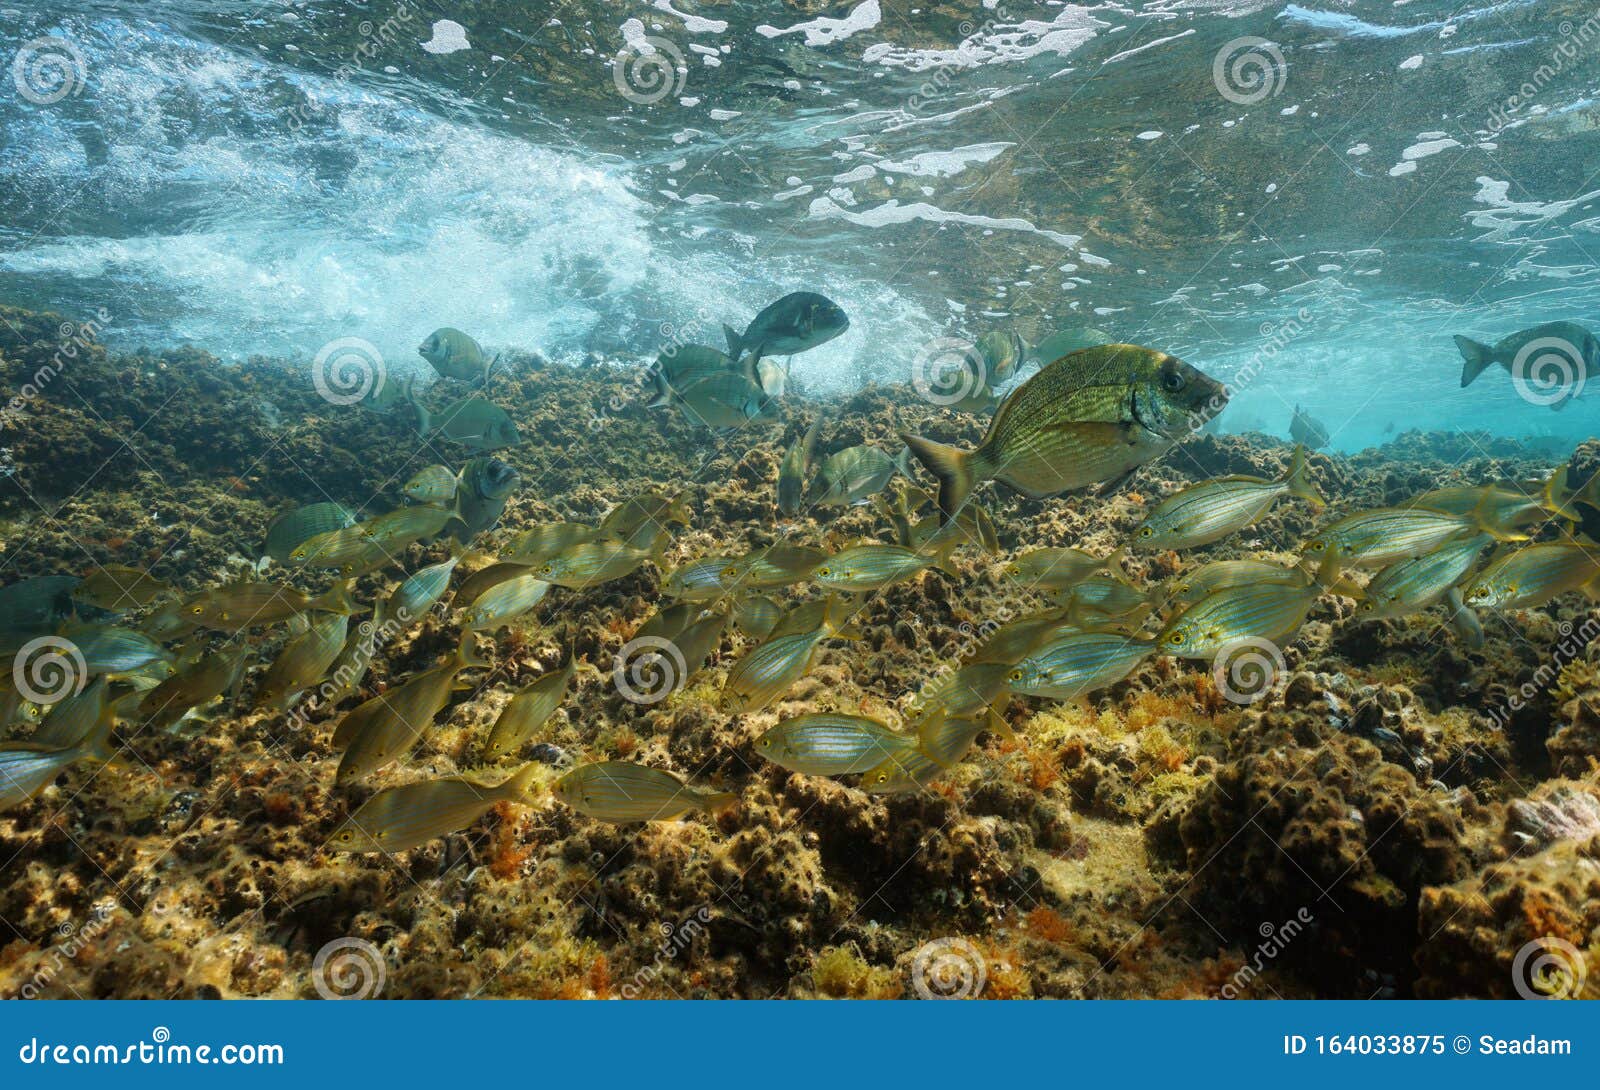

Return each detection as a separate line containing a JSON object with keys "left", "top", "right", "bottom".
{"left": 483, "top": 660, "right": 576, "bottom": 760}
{"left": 553, "top": 762, "right": 735, "bottom": 823}
{"left": 777, "top": 418, "right": 823, "bottom": 517}
{"left": 463, "top": 572, "right": 550, "bottom": 630}
{"left": 859, "top": 712, "right": 987, "bottom": 794}
{"left": 376, "top": 551, "right": 462, "bottom": 629}
{"left": 1463, "top": 542, "right": 1600, "bottom": 610}
{"left": 1050, "top": 574, "right": 1151, "bottom": 625}
{"left": 1126, "top": 444, "right": 1323, "bottom": 551}
{"left": 1302, "top": 507, "right": 1496, "bottom": 571}
{"left": 1359, "top": 534, "right": 1491, "bottom": 620}
{"left": 967, "top": 607, "right": 1076, "bottom": 664}
{"left": 178, "top": 580, "right": 353, "bottom": 632}
{"left": 1163, "top": 559, "right": 1308, "bottom": 609}
{"left": 722, "top": 544, "right": 829, "bottom": 589}
{"left": 1157, "top": 578, "right": 1325, "bottom": 660}
{"left": 501, "top": 522, "right": 600, "bottom": 566}
{"left": 755, "top": 713, "right": 918, "bottom": 775}
{"left": 536, "top": 537, "right": 662, "bottom": 589}
{"left": 811, "top": 543, "right": 955, "bottom": 593}
{"left": 663, "top": 556, "right": 738, "bottom": 601}
{"left": 63, "top": 623, "right": 170, "bottom": 676}
{"left": 402, "top": 465, "right": 459, "bottom": 505}
{"left": 1007, "top": 632, "right": 1156, "bottom": 700}
{"left": 327, "top": 764, "right": 540, "bottom": 853}
{"left": 136, "top": 645, "right": 253, "bottom": 729}
{"left": 264, "top": 502, "right": 355, "bottom": 565}
{"left": 254, "top": 611, "right": 349, "bottom": 709}
{"left": 721, "top": 629, "right": 831, "bottom": 713}
{"left": 335, "top": 635, "right": 486, "bottom": 783}
{"left": 1002, "top": 547, "right": 1112, "bottom": 592}
{"left": 901, "top": 344, "right": 1228, "bottom": 520}
{"left": 31, "top": 676, "right": 108, "bottom": 749}
{"left": 731, "top": 595, "right": 784, "bottom": 639}
{"left": 636, "top": 601, "right": 699, "bottom": 644}
{"left": 0, "top": 703, "right": 118, "bottom": 812}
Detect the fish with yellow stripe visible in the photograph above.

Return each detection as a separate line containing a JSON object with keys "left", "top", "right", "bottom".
{"left": 553, "top": 761, "right": 736, "bottom": 823}
{"left": 1123, "top": 445, "right": 1323, "bottom": 552}
{"left": 1463, "top": 542, "right": 1600, "bottom": 610}
{"left": 1005, "top": 630, "right": 1157, "bottom": 700}
{"left": 901, "top": 344, "right": 1227, "bottom": 521}
{"left": 754, "top": 713, "right": 918, "bottom": 776}
{"left": 1158, "top": 568, "right": 1353, "bottom": 660}
{"left": 328, "top": 765, "right": 540, "bottom": 853}
{"left": 721, "top": 597, "right": 859, "bottom": 713}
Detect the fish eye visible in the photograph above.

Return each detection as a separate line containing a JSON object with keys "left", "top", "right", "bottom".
{"left": 1138, "top": 526, "right": 1154, "bottom": 538}
{"left": 540, "top": 564, "right": 554, "bottom": 575}
{"left": 189, "top": 605, "right": 203, "bottom": 615}
{"left": 1161, "top": 368, "right": 1186, "bottom": 393}
{"left": 1166, "top": 631, "right": 1185, "bottom": 645}
{"left": 1007, "top": 669, "right": 1023, "bottom": 682}
{"left": 1307, "top": 541, "right": 1325, "bottom": 552}
{"left": 1005, "top": 565, "right": 1019, "bottom": 576}
{"left": 817, "top": 567, "right": 831, "bottom": 577}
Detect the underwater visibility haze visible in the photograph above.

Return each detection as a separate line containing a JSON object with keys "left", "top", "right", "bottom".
{"left": 0, "top": 0, "right": 1597, "bottom": 1003}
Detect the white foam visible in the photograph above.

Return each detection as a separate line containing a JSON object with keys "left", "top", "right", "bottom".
{"left": 420, "top": 20, "right": 470, "bottom": 55}
{"left": 758, "top": 0, "right": 882, "bottom": 47}
{"left": 808, "top": 197, "right": 1087, "bottom": 251}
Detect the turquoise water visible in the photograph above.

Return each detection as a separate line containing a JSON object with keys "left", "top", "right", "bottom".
{"left": 1, "top": 0, "right": 1596, "bottom": 450}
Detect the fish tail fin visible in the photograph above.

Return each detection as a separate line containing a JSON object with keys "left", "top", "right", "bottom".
{"left": 1455, "top": 336, "right": 1495, "bottom": 387}
{"left": 899, "top": 432, "right": 976, "bottom": 523}
{"left": 1281, "top": 443, "right": 1326, "bottom": 509}
{"left": 404, "top": 378, "right": 431, "bottom": 435}
{"left": 800, "top": 415, "right": 823, "bottom": 471}
{"left": 1103, "top": 544, "right": 1129, "bottom": 577}
{"left": 645, "top": 366, "right": 674, "bottom": 408}
{"left": 483, "top": 352, "right": 500, "bottom": 387}
{"left": 499, "top": 762, "right": 542, "bottom": 801}
{"left": 891, "top": 445, "right": 916, "bottom": 479}
{"left": 986, "top": 706, "right": 1018, "bottom": 743}
{"left": 457, "top": 632, "right": 488, "bottom": 670}
{"left": 1443, "top": 588, "right": 1484, "bottom": 648}
{"left": 312, "top": 579, "right": 356, "bottom": 616}
{"left": 927, "top": 536, "right": 961, "bottom": 577}
{"left": 697, "top": 790, "right": 739, "bottom": 816}
{"left": 722, "top": 323, "right": 744, "bottom": 359}
{"left": 974, "top": 506, "right": 1001, "bottom": 554}
{"left": 1583, "top": 571, "right": 1600, "bottom": 602}
{"left": 647, "top": 528, "right": 672, "bottom": 569}
{"left": 1542, "top": 464, "right": 1580, "bottom": 518}
{"left": 1469, "top": 492, "right": 1531, "bottom": 542}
